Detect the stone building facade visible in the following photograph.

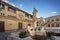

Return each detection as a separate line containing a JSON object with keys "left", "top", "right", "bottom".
{"left": 44, "top": 15, "right": 60, "bottom": 27}
{"left": 37, "top": 15, "right": 60, "bottom": 27}
{"left": 0, "top": 0, "right": 37, "bottom": 32}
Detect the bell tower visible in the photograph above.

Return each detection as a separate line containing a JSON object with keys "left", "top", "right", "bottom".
{"left": 33, "top": 8, "right": 37, "bottom": 27}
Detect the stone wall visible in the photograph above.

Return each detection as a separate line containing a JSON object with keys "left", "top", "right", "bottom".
{"left": 0, "top": 1, "right": 35, "bottom": 31}
{"left": 0, "top": 17, "right": 18, "bottom": 31}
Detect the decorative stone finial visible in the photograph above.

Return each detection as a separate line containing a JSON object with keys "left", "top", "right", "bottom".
{"left": 33, "top": 8, "right": 37, "bottom": 14}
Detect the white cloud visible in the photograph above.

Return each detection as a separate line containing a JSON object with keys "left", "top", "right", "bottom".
{"left": 2, "top": 0, "right": 15, "bottom": 6}
{"left": 19, "top": 4, "right": 23, "bottom": 8}
{"left": 51, "top": 12, "right": 57, "bottom": 14}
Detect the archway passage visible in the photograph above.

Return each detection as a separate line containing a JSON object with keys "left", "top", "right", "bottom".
{"left": 0, "top": 21, "right": 5, "bottom": 32}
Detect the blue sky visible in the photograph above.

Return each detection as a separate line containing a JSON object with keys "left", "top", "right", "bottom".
{"left": 4, "top": 0, "right": 60, "bottom": 18}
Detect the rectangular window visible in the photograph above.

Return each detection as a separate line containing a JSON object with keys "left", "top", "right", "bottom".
{"left": 30, "top": 15, "right": 33, "bottom": 18}
{"left": 28, "top": 24, "right": 31, "bottom": 26}
{"left": 56, "top": 19, "right": 59, "bottom": 21}
{"left": 48, "top": 24, "right": 50, "bottom": 27}
{"left": 18, "top": 23, "right": 22, "bottom": 29}
{"left": 0, "top": 2, "right": 2, "bottom": 11}
{"left": 25, "top": 14, "right": 29, "bottom": 17}
{"left": 0, "top": 0, "right": 1, "bottom": 6}
{"left": 8, "top": 7, "right": 16, "bottom": 13}
{"left": 2, "top": 4, "right": 5, "bottom": 9}
{"left": 0, "top": 4, "right": 5, "bottom": 10}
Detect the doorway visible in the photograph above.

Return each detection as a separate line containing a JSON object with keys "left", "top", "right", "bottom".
{"left": 0, "top": 21, "right": 4, "bottom": 32}
{"left": 18, "top": 23, "right": 22, "bottom": 29}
